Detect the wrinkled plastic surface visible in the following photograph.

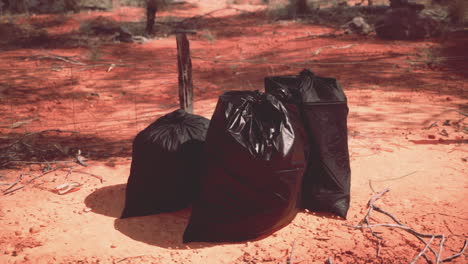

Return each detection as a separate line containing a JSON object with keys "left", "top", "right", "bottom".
{"left": 183, "top": 91, "right": 307, "bottom": 243}
{"left": 121, "top": 109, "right": 209, "bottom": 218}
{"left": 224, "top": 91, "right": 295, "bottom": 160}
{"left": 265, "top": 69, "right": 351, "bottom": 219}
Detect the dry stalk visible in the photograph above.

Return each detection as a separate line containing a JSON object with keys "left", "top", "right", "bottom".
{"left": 345, "top": 189, "right": 468, "bottom": 263}
{"left": 287, "top": 239, "right": 296, "bottom": 264}
{"left": 3, "top": 166, "right": 62, "bottom": 195}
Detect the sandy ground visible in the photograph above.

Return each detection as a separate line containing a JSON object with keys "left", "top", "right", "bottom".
{"left": 0, "top": 1, "right": 467, "bottom": 263}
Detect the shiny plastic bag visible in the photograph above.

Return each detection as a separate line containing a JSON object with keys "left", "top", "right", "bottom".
{"left": 121, "top": 109, "right": 209, "bottom": 218}
{"left": 183, "top": 91, "right": 307, "bottom": 243}
{"left": 265, "top": 69, "right": 351, "bottom": 219}
{"left": 225, "top": 91, "right": 295, "bottom": 160}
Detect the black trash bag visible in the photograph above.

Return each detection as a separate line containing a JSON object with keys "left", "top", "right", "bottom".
{"left": 121, "top": 109, "right": 210, "bottom": 218}
{"left": 265, "top": 69, "right": 351, "bottom": 219}
{"left": 183, "top": 91, "right": 307, "bottom": 243}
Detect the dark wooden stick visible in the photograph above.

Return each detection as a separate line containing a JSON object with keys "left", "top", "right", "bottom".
{"left": 176, "top": 33, "right": 194, "bottom": 113}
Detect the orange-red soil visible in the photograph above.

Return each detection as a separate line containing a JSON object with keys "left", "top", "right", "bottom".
{"left": 0, "top": 1, "right": 467, "bottom": 263}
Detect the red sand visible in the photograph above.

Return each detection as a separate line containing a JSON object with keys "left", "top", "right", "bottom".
{"left": 0, "top": 1, "right": 467, "bottom": 263}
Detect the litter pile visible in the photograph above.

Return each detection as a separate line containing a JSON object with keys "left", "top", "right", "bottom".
{"left": 122, "top": 69, "right": 351, "bottom": 243}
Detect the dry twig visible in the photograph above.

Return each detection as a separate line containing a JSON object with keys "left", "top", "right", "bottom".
{"left": 441, "top": 240, "right": 468, "bottom": 262}
{"left": 31, "top": 53, "right": 87, "bottom": 66}
{"left": 410, "top": 236, "right": 435, "bottom": 264}
{"left": 2, "top": 174, "right": 24, "bottom": 192}
{"left": 72, "top": 170, "right": 104, "bottom": 183}
{"left": 345, "top": 189, "right": 468, "bottom": 263}
{"left": 287, "top": 239, "right": 297, "bottom": 264}
{"left": 3, "top": 166, "right": 62, "bottom": 195}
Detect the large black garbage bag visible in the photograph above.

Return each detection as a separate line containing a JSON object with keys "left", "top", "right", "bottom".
{"left": 121, "top": 109, "right": 210, "bottom": 218}
{"left": 183, "top": 91, "right": 307, "bottom": 243}
{"left": 265, "top": 69, "right": 351, "bottom": 219}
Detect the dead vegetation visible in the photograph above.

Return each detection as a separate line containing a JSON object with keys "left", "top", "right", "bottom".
{"left": 346, "top": 189, "right": 468, "bottom": 263}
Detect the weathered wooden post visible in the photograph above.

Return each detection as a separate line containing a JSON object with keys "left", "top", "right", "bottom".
{"left": 176, "top": 32, "right": 194, "bottom": 113}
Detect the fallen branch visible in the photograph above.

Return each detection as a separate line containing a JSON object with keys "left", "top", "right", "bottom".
{"left": 346, "top": 224, "right": 443, "bottom": 239}
{"left": 31, "top": 53, "right": 87, "bottom": 66}
{"left": 72, "top": 170, "right": 104, "bottom": 183}
{"left": 3, "top": 167, "right": 62, "bottom": 195}
{"left": 2, "top": 174, "right": 24, "bottom": 192}
{"left": 436, "top": 235, "right": 445, "bottom": 264}
{"left": 442, "top": 240, "right": 468, "bottom": 262}
{"left": 287, "top": 239, "right": 296, "bottom": 264}
{"left": 0, "top": 118, "right": 38, "bottom": 129}
{"left": 345, "top": 189, "right": 467, "bottom": 263}
{"left": 359, "top": 188, "right": 389, "bottom": 239}
{"left": 65, "top": 166, "right": 75, "bottom": 179}
{"left": 410, "top": 236, "right": 435, "bottom": 264}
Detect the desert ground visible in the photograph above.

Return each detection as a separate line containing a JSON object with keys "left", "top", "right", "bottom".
{"left": 0, "top": 0, "right": 467, "bottom": 263}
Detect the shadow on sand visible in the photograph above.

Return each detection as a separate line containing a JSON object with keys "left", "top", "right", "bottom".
{"left": 84, "top": 184, "right": 212, "bottom": 249}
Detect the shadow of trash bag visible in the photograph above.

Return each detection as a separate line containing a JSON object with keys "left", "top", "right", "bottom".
{"left": 183, "top": 91, "right": 307, "bottom": 243}
{"left": 121, "top": 109, "right": 210, "bottom": 218}
{"left": 264, "top": 69, "right": 351, "bottom": 219}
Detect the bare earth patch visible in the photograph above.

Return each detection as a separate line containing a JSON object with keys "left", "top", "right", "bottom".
{"left": 0, "top": 1, "right": 467, "bottom": 263}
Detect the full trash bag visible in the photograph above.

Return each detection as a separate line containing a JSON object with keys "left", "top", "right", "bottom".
{"left": 265, "top": 69, "right": 351, "bottom": 219}
{"left": 121, "top": 109, "right": 210, "bottom": 218}
{"left": 183, "top": 91, "right": 308, "bottom": 243}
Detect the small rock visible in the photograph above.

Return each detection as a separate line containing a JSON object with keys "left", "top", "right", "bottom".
{"left": 14, "top": 231, "right": 22, "bottom": 236}
{"left": 84, "top": 208, "right": 92, "bottom": 213}
{"left": 11, "top": 251, "right": 17, "bottom": 257}
{"left": 24, "top": 255, "right": 30, "bottom": 261}
{"left": 110, "top": 245, "right": 116, "bottom": 248}
{"left": 39, "top": 224, "right": 46, "bottom": 228}
{"left": 4, "top": 250, "right": 10, "bottom": 255}
{"left": 443, "top": 120, "right": 451, "bottom": 126}
{"left": 29, "top": 227, "right": 40, "bottom": 234}
{"left": 462, "top": 157, "right": 467, "bottom": 162}
{"left": 428, "top": 135, "right": 436, "bottom": 139}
